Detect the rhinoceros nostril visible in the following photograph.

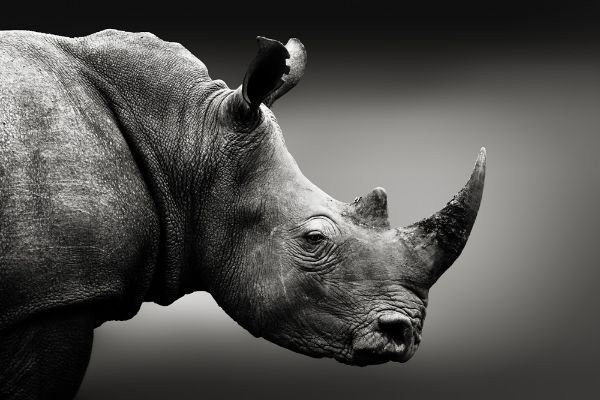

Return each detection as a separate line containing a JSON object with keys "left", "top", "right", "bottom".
{"left": 378, "top": 313, "right": 412, "bottom": 344}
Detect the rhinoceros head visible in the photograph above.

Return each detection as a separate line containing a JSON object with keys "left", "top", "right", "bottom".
{"left": 199, "top": 37, "right": 486, "bottom": 365}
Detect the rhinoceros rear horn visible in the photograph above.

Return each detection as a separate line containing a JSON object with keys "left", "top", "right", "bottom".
{"left": 399, "top": 148, "right": 486, "bottom": 285}
{"left": 242, "top": 36, "right": 306, "bottom": 109}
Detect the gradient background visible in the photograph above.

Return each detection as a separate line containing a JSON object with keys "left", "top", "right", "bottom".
{"left": 4, "top": 1, "right": 600, "bottom": 398}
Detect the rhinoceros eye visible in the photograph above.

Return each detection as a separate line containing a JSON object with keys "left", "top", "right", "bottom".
{"left": 304, "top": 231, "right": 327, "bottom": 245}
{"left": 289, "top": 217, "right": 340, "bottom": 272}
{"left": 291, "top": 216, "right": 337, "bottom": 250}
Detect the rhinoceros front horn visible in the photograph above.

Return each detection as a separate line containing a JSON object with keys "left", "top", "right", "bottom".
{"left": 399, "top": 148, "right": 486, "bottom": 285}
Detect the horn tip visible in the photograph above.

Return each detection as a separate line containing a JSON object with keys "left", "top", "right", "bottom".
{"left": 473, "top": 147, "right": 487, "bottom": 181}
{"left": 477, "top": 147, "right": 486, "bottom": 165}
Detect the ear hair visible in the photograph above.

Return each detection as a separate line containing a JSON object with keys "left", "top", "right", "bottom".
{"left": 242, "top": 36, "right": 306, "bottom": 109}
{"left": 242, "top": 37, "right": 289, "bottom": 109}
{"left": 263, "top": 38, "right": 306, "bottom": 107}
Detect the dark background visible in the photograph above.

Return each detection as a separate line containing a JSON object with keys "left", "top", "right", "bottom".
{"left": 4, "top": 1, "right": 600, "bottom": 399}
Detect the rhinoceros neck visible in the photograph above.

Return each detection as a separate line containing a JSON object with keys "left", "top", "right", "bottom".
{"left": 63, "top": 30, "right": 227, "bottom": 305}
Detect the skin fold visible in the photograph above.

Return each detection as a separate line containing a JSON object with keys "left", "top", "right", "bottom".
{"left": 0, "top": 30, "right": 485, "bottom": 398}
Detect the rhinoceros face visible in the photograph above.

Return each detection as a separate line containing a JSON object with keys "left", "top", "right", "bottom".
{"left": 200, "top": 37, "right": 485, "bottom": 365}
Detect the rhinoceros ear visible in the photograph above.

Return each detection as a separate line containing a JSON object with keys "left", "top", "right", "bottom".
{"left": 262, "top": 38, "right": 306, "bottom": 107}
{"left": 242, "top": 36, "right": 306, "bottom": 109}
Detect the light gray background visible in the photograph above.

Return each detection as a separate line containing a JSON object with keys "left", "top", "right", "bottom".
{"left": 6, "top": 1, "right": 599, "bottom": 399}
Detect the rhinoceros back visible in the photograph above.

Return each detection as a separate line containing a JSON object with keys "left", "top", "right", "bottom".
{"left": 0, "top": 31, "right": 160, "bottom": 331}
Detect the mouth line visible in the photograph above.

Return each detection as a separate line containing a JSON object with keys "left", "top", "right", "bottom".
{"left": 352, "top": 346, "right": 412, "bottom": 365}
{"left": 349, "top": 326, "right": 424, "bottom": 365}
{"left": 351, "top": 339, "right": 416, "bottom": 364}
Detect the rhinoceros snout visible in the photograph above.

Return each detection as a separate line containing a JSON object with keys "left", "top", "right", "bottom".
{"left": 378, "top": 313, "right": 415, "bottom": 346}
{"left": 350, "top": 312, "right": 420, "bottom": 365}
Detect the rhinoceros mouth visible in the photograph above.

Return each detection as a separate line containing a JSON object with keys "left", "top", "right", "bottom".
{"left": 349, "top": 334, "right": 419, "bottom": 365}
{"left": 352, "top": 342, "right": 417, "bottom": 365}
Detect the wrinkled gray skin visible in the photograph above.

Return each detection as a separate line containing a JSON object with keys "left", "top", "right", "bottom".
{"left": 0, "top": 30, "right": 485, "bottom": 399}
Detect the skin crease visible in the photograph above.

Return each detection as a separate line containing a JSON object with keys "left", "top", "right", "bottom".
{"left": 0, "top": 30, "right": 485, "bottom": 399}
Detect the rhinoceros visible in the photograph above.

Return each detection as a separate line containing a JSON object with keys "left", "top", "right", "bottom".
{"left": 0, "top": 29, "right": 486, "bottom": 399}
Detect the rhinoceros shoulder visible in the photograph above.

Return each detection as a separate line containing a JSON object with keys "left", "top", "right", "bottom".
{"left": 0, "top": 30, "right": 161, "bottom": 331}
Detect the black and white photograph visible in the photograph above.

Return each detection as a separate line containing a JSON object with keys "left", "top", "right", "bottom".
{"left": 0, "top": 1, "right": 598, "bottom": 399}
